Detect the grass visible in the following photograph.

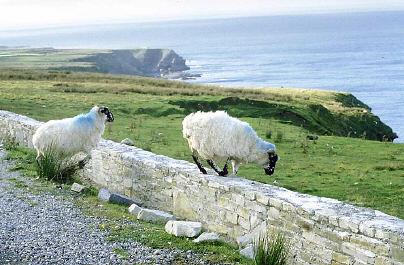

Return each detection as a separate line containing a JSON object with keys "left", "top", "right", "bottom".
{"left": 3, "top": 145, "right": 252, "bottom": 265}
{"left": 0, "top": 69, "right": 403, "bottom": 219}
{"left": 79, "top": 196, "right": 251, "bottom": 264}
{"left": 35, "top": 148, "right": 78, "bottom": 184}
{"left": 254, "top": 232, "right": 289, "bottom": 265}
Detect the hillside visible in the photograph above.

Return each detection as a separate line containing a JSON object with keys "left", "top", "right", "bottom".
{"left": 0, "top": 69, "right": 402, "bottom": 219}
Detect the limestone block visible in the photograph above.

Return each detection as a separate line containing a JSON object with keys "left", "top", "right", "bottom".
{"left": 243, "top": 190, "right": 256, "bottom": 201}
{"left": 392, "top": 244, "right": 404, "bottom": 262}
{"left": 268, "top": 207, "right": 280, "bottom": 220}
{"left": 339, "top": 217, "right": 360, "bottom": 233}
{"left": 71, "top": 182, "right": 86, "bottom": 193}
{"left": 231, "top": 193, "right": 245, "bottom": 206}
{"left": 98, "top": 188, "right": 111, "bottom": 201}
{"left": 256, "top": 193, "right": 270, "bottom": 205}
{"left": 193, "top": 232, "right": 220, "bottom": 243}
{"left": 238, "top": 216, "right": 250, "bottom": 230}
{"left": 173, "top": 190, "right": 197, "bottom": 220}
{"left": 341, "top": 242, "right": 376, "bottom": 264}
{"left": 165, "top": 220, "right": 202, "bottom": 237}
{"left": 375, "top": 256, "right": 393, "bottom": 265}
{"left": 138, "top": 209, "right": 175, "bottom": 223}
{"left": 236, "top": 220, "right": 267, "bottom": 247}
{"left": 250, "top": 212, "right": 264, "bottom": 229}
{"left": 128, "top": 203, "right": 143, "bottom": 216}
{"left": 282, "top": 202, "right": 296, "bottom": 212}
{"left": 332, "top": 252, "right": 350, "bottom": 265}
{"left": 226, "top": 212, "right": 238, "bottom": 225}
{"left": 240, "top": 244, "right": 254, "bottom": 259}
{"left": 359, "top": 223, "right": 376, "bottom": 238}
{"left": 268, "top": 197, "right": 283, "bottom": 208}
{"left": 350, "top": 234, "right": 390, "bottom": 256}
{"left": 121, "top": 138, "right": 134, "bottom": 146}
{"left": 244, "top": 200, "right": 267, "bottom": 213}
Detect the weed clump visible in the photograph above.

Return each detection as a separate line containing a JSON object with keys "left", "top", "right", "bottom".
{"left": 254, "top": 232, "right": 289, "bottom": 265}
{"left": 36, "top": 148, "right": 78, "bottom": 183}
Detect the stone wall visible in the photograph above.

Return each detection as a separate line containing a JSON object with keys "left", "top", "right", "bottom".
{"left": 0, "top": 110, "right": 403, "bottom": 265}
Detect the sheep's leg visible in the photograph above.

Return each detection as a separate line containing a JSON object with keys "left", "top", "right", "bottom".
{"left": 220, "top": 158, "right": 230, "bottom": 176}
{"left": 207, "top": 160, "right": 221, "bottom": 174}
{"left": 35, "top": 151, "right": 43, "bottom": 167}
{"left": 231, "top": 160, "right": 240, "bottom": 175}
{"left": 192, "top": 155, "right": 207, "bottom": 174}
{"left": 207, "top": 159, "right": 229, "bottom": 176}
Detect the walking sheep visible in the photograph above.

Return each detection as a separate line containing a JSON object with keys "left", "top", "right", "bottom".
{"left": 182, "top": 111, "right": 278, "bottom": 176}
{"left": 32, "top": 106, "right": 114, "bottom": 166}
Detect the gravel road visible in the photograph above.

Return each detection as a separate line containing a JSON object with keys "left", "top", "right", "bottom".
{"left": 0, "top": 148, "right": 210, "bottom": 265}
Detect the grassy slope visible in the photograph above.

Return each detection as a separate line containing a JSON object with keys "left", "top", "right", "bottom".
{"left": 0, "top": 69, "right": 403, "bottom": 219}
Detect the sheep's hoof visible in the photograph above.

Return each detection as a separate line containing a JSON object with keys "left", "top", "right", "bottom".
{"left": 78, "top": 159, "right": 87, "bottom": 169}
{"left": 219, "top": 171, "right": 228, "bottom": 177}
{"left": 200, "top": 169, "right": 207, "bottom": 174}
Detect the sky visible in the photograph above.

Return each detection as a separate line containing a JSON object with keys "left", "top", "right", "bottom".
{"left": 1, "top": 0, "right": 404, "bottom": 30}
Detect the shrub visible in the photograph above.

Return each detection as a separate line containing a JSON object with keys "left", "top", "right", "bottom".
{"left": 254, "top": 231, "right": 289, "bottom": 265}
{"left": 36, "top": 148, "right": 77, "bottom": 183}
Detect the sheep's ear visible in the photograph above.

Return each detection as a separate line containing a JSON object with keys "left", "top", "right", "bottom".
{"left": 98, "top": 106, "right": 106, "bottom": 113}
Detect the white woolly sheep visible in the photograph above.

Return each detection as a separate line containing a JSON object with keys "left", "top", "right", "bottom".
{"left": 182, "top": 110, "right": 278, "bottom": 176}
{"left": 32, "top": 106, "right": 114, "bottom": 165}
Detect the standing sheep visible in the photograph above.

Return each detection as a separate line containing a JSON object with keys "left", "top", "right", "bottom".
{"left": 32, "top": 106, "right": 114, "bottom": 165}
{"left": 182, "top": 111, "right": 278, "bottom": 176}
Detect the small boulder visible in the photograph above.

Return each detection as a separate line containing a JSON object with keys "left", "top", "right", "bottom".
{"left": 121, "top": 138, "right": 134, "bottom": 146}
{"left": 165, "top": 220, "right": 202, "bottom": 238}
{"left": 193, "top": 232, "right": 220, "bottom": 243}
{"left": 109, "top": 193, "right": 141, "bottom": 206}
{"left": 128, "top": 203, "right": 143, "bottom": 216}
{"left": 98, "top": 188, "right": 111, "bottom": 201}
{"left": 240, "top": 244, "right": 255, "bottom": 259}
{"left": 138, "top": 209, "right": 175, "bottom": 223}
{"left": 98, "top": 188, "right": 142, "bottom": 206}
{"left": 71, "top": 182, "right": 86, "bottom": 193}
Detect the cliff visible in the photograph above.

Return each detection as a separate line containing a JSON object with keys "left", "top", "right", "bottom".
{"left": 71, "top": 49, "right": 190, "bottom": 77}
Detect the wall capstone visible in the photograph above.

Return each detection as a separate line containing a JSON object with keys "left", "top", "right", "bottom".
{"left": 0, "top": 110, "right": 403, "bottom": 265}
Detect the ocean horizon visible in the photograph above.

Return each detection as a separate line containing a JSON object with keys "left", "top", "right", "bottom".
{"left": 1, "top": 11, "right": 403, "bottom": 142}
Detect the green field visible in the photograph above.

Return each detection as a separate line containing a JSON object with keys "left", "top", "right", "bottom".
{"left": 0, "top": 69, "right": 403, "bottom": 219}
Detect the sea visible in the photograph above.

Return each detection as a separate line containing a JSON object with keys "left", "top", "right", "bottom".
{"left": 0, "top": 11, "right": 403, "bottom": 142}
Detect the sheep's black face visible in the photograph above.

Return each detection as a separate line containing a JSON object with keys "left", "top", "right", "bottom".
{"left": 100, "top": 107, "right": 114, "bottom": 122}
{"left": 264, "top": 153, "right": 278, "bottom": 175}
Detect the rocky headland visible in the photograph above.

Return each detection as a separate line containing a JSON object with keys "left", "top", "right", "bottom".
{"left": 72, "top": 49, "right": 195, "bottom": 78}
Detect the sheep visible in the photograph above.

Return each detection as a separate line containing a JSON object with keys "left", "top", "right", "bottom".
{"left": 32, "top": 106, "right": 114, "bottom": 166}
{"left": 182, "top": 110, "right": 278, "bottom": 176}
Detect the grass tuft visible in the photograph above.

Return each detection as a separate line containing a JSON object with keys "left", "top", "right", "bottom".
{"left": 36, "top": 148, "right": 78, "bottom": 184}
{"left": 254, "top": 232, "right": 289, "bottom": 265}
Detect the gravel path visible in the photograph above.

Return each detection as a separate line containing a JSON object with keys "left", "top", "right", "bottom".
{"left": 0, "top": 148, "right": 210, "bottom": 265}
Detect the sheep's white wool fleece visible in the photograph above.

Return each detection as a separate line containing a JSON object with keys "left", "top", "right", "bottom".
{"left": 182, "top": 111, "right": 275, "bottom": 164}
{"left": 32, "top": 106, "right": 106, "bottom": 158}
